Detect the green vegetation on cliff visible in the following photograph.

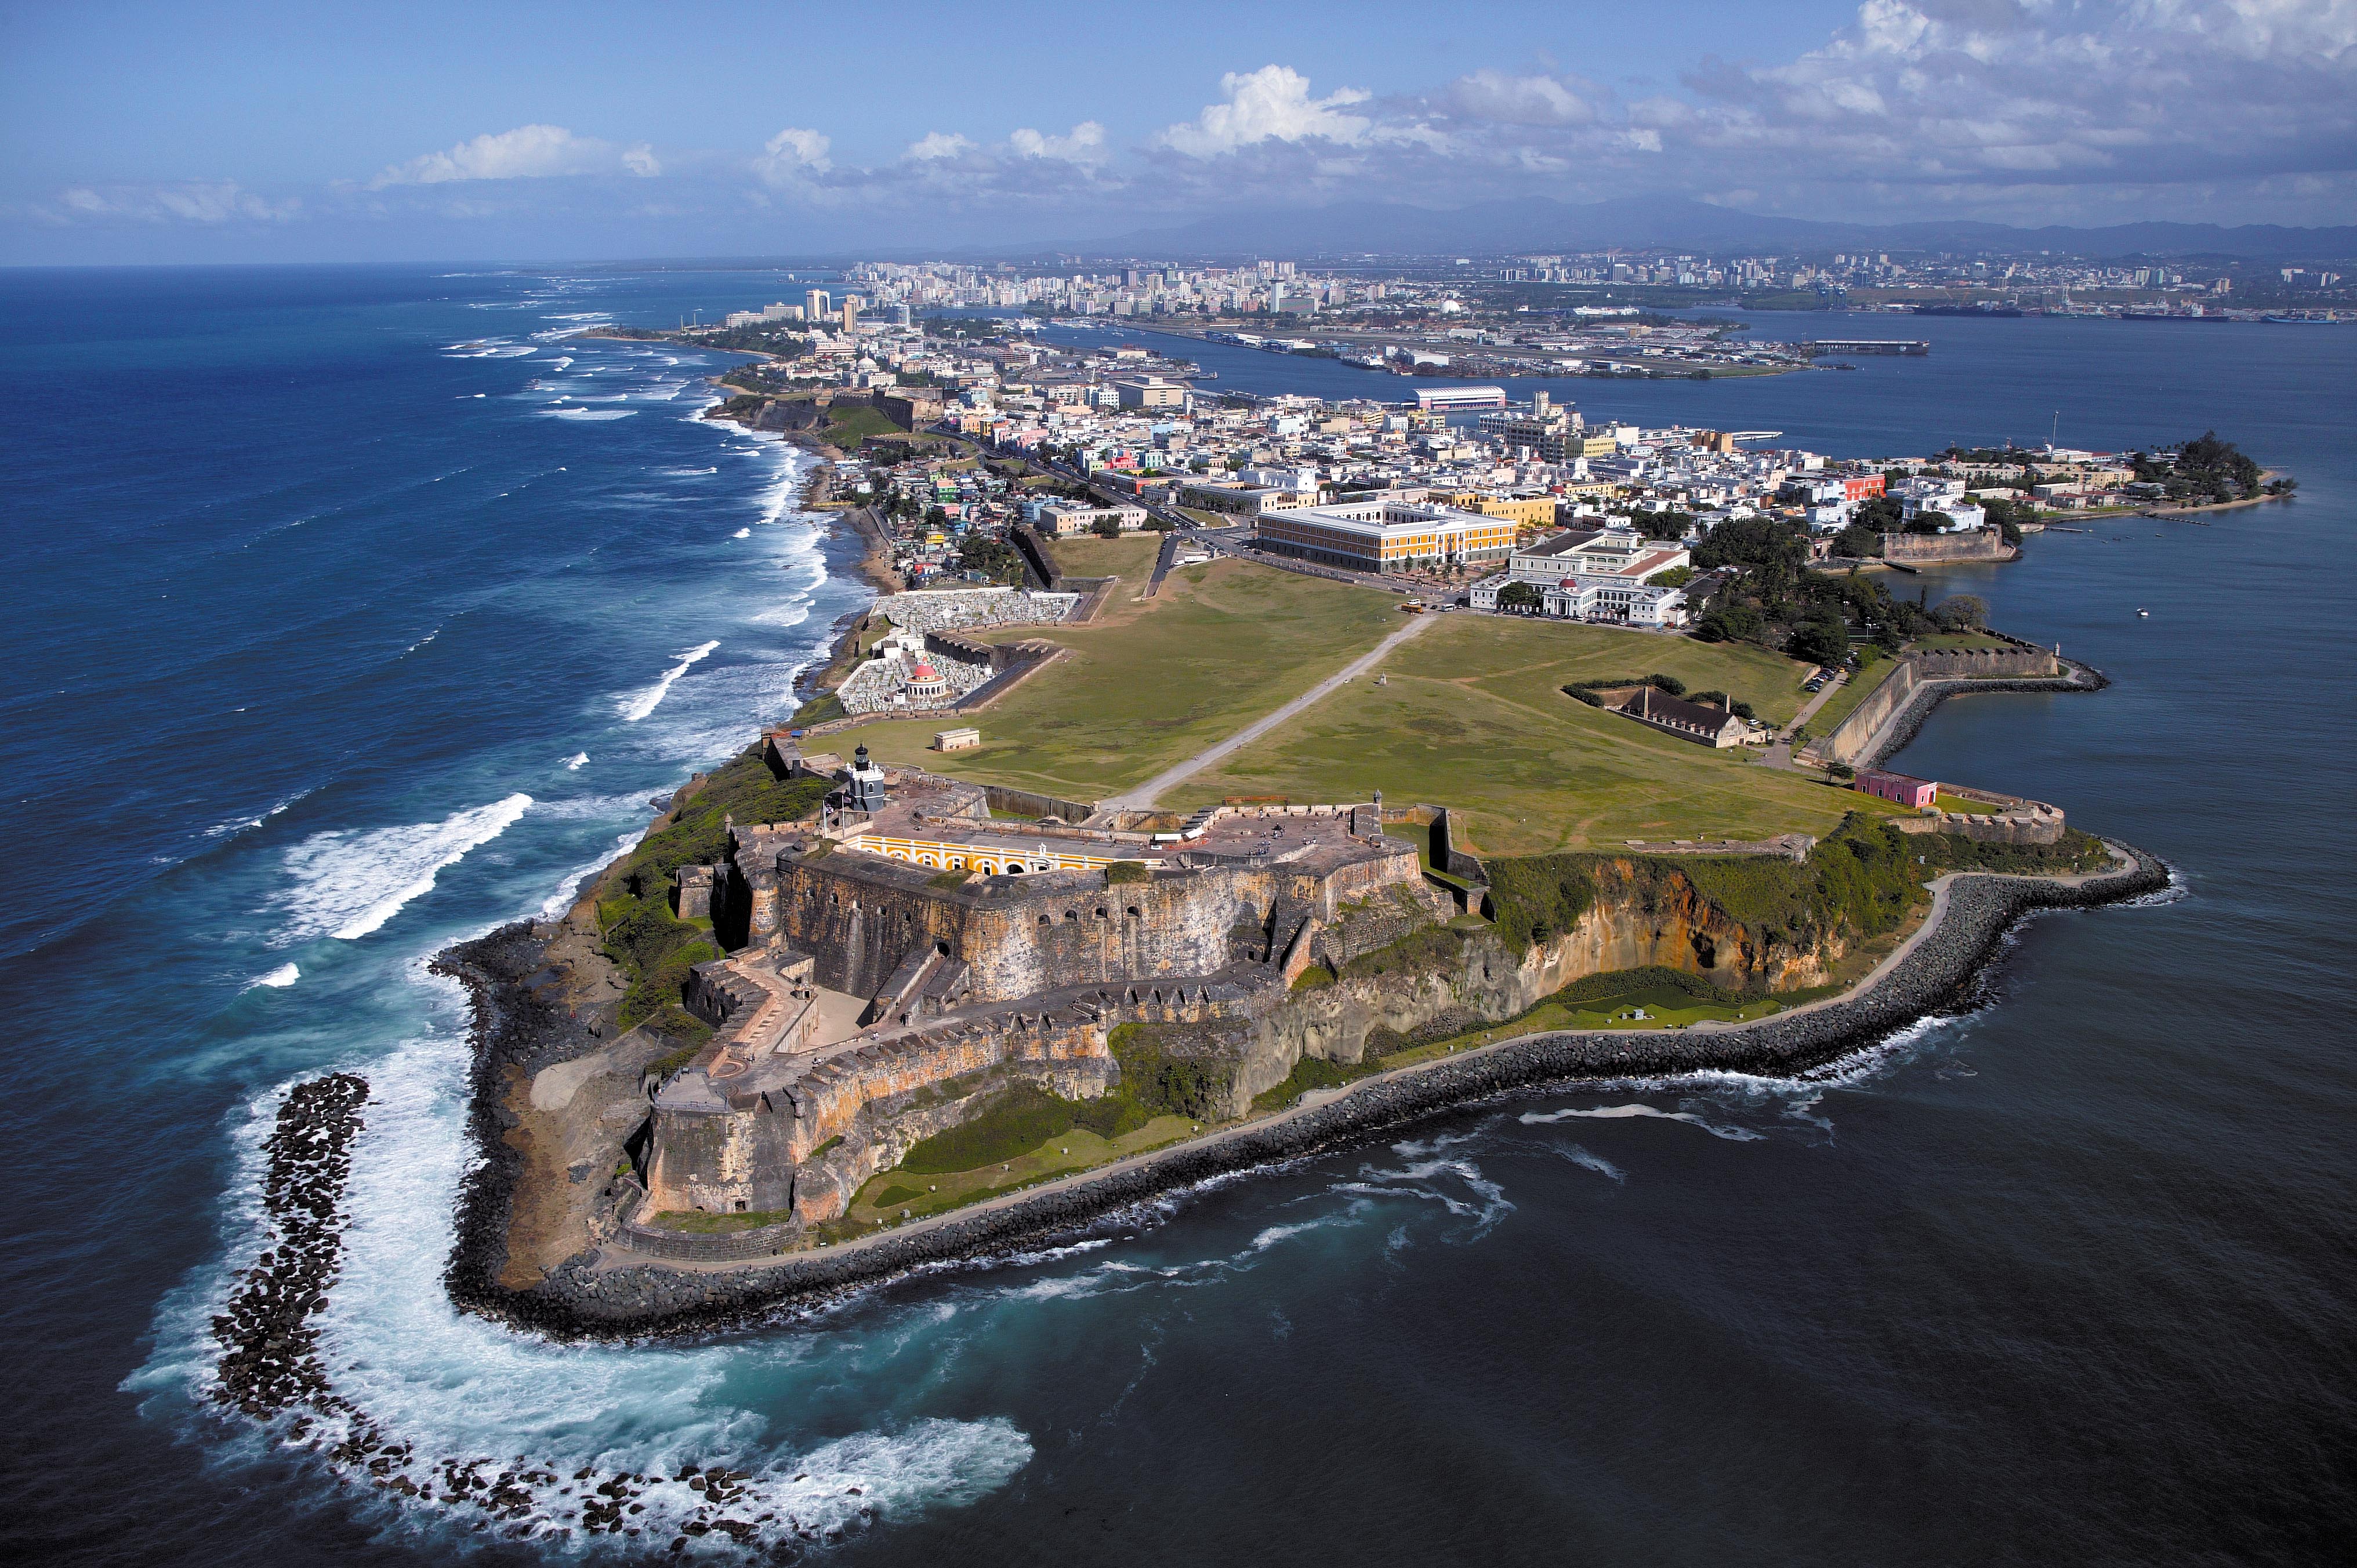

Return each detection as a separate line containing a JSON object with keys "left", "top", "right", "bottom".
{"left": 1332, "top": 815, "right": 2107, "bottom": 988}
{"left": 1673, "top": 814, "right": 2107, "bottom": 950}
{"left": 593, "top": 745, "right": 831, "bottom": 1031}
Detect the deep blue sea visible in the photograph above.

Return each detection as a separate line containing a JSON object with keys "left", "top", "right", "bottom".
{"left": 3, "top": 274, "right": 2352, "bottom": 1566}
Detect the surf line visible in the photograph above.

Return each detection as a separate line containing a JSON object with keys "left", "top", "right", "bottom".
{"left": 208, "top": 1077, "right": 898, "bottom": 1549}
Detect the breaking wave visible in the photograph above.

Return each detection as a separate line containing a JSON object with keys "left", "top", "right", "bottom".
{"left": 1520, "top": 1103, "right": 1764, "bottom": 1141}
{"left": 273, "top": 794, "right": 533, "bottom": 943}
{"left": 618, "top": 641, "right": 719, "bottom": 723}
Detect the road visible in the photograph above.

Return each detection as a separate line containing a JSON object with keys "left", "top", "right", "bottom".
{"left": 1100, "top": 610, "right": 1439, "bottom": 809}
{"left": 1753, "top": 666, "right": 1848, "bottom": 770}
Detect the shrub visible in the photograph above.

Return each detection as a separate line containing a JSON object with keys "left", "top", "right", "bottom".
{"left": 595, "top": 745, "right": 832, "bottom": 1026}
{"left": 1105, "top": 860, "right": 1151, "bottom": 885}
{"left": 1484, "top": 855, "right": 1598, "bottom": 955}
{"left": 1109, "top": 1024, "right": 1230, "bottom": 1120}
{"left": 896, "top": 1083, "right": 1074, "bottom": 1173}
{"left": 1250, "top": 1054, "right": 1355, "bottom": 1112}
{"left": 1555, "top": 966, "right": 1722, "bottom": 1007}
{"left": 1340, "top": 923, "right": 1463, "bottom": 980}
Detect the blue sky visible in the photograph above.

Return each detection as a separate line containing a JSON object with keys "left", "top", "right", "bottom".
{"left": 4, "top": 0, "right": 2351, "bottom": 263}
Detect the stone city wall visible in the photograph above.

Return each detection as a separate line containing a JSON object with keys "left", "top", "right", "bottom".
{"left": 1879, "top": 526, "right": 2012, "bottom": 564}
{"left": 771, "top": 852, "right": 1255, "bottom": 1004}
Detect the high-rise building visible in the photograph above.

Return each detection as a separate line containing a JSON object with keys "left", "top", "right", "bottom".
{"left": 805, "top": 288, "right": 832, "bottom": 320}
{"left": 841, "top": 297, "right": 860, "bottom": 332}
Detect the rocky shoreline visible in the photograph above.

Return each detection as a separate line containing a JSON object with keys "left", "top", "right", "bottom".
{"left": 449, "top": 841, "right": 2168, "bottom": 1340}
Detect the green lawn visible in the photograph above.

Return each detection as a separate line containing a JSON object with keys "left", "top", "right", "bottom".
{"left": 819, "top": 405, "right": 906, "bottom": 447}
{"left": 1043, "top": 531, "right": 1162, "bottom": 582}
{"left": 851, "top": 560, "right": 1401, "bottom": 798}
{"left": 1934, "top": 791, "right": 2001, "bottom": 814}
{"left": 1913, "top": 632, "right": 2013, "bottom": 651}
{"left": 850, "top": 1115, "right": 1198, "bottom": 1224}
{"left": 1804, "top": 657, "right": 1899, "bottom": 738}
{"left": 1168, "top": 612, "right": 1862, "bottom": 854}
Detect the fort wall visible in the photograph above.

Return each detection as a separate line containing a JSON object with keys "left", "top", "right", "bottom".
{"left": 1810, "top": 638, "right": 2062, "bottom": 767}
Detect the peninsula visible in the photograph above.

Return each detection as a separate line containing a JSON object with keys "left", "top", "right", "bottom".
{"left": 416, "top": 293, "right": 2283, "bottom": 1333}
{"left": 435, "top": 507, "right": 2164, "bottom": 1337}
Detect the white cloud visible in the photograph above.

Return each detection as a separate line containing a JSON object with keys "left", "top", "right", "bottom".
{"left": 905, "top": 132, "right": 977, "bottom": 161}
{"left": 1010, "top": 121, "right": 1109, "bottom": 162}
{"left": 755, "top": 126, "right": 832, "bottom": 185}
{"left": 1158, "top": 66, "right": 1372, "bottom": 155}
{"left": 49, "top": 181, "right": 298, "bottom": 224}
{"left": 369, "top": 125, "right": 658, "bottom": 187}
{"left": 1444, "top": 70, "right": 1593, "bottom": 126}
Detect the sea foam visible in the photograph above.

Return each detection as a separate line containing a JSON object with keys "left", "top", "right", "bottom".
{"left": 273, "top": 793, "right": 532, "bottom": 943}
{"left": 618, "top": 641, "right": 719, "bottom": 723}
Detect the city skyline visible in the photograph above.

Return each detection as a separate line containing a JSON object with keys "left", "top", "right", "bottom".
{"left": 4, "top": 0, "right": 2353, "bottom": 264}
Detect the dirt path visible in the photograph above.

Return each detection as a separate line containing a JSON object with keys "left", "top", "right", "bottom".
{"left": 1099, "top": 612, "right": 1439, "bottom": 808}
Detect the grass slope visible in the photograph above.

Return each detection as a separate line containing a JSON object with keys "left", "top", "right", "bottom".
{"left": 1172, "top": 612, "right": 1859, "bottom": 854}
{"left": 1804, "top": 656, "right": 1898, "bottom": 739}
{"left": 1043, "top": 531, "right": 1162, "bottom": 582}
{"left": 850, "top": 559, "right": 1400, "bottom": 797}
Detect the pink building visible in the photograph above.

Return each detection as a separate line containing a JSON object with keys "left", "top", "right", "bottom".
{"left": 1856, "top": 770, "right": 1938, "bottom": 808}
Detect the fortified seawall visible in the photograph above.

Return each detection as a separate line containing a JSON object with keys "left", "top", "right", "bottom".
{"left": 467, "top": 845, "right": 2167, "bottom": 1337}
{"left": 1807, "top": 638, "right": 2086, "bottom": 770}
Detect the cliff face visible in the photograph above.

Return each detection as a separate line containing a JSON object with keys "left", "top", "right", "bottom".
{"left": 1232, "top": 861, "right": 1846, "bottom": 1113}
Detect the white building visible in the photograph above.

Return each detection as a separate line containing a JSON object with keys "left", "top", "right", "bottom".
{"left": 1468, "top": 526, "right": 1691, "bottom": 626}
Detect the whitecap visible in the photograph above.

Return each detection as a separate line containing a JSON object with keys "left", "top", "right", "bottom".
{"left": 1520, "top": 1103, "right": 1763, "bottom": 1141}
{"left": 1558, "top": 1145, "right": 1626, "bottom": 1182}
{"left": 564, "top": 752, "right": 588, "bottom": 770}
{"left": 538, "top": 407, "right": 637, "bottom": 421}
{"left": 244, "top": 963, "right": 299, "bottom": 990}
{"left": 618, "top": 641, "right": 719, "bottom": 723}
{"left": 733, "top": 527, "right": 751, "bottom": 539}
{"left": 272, "top": 793, "right": 532, "bottom": 943}
{"left": 139, "top": 1004, "right": 1034, "bottom": 1553}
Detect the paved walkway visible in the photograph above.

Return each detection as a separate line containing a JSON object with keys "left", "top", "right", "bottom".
{"left": 1754, "top": 667, "right": 1847, "bottom": 770}
{"left": 1100, "top": 612, "right": 1439, "bottom": 808}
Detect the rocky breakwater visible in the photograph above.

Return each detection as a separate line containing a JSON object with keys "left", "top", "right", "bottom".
{"left": 212, "top": 1073, "right": 368, "bottom": 1419}
{"left": 512, "top": 843, "right": 2166, "bottom": 1335}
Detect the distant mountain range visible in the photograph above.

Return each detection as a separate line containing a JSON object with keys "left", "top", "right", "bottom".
{"left": 1023, "top": 197, "right": 2357, "bottom": 262}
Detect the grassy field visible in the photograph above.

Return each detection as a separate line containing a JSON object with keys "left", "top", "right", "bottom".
{"left": 1914, "top": 632, "right": 2014, "bottom": 651}
{"left": 1043, "top": 531, "right": 1162, "bottom": 582}
{"left": 1166, "top": 611, "right": 1863, "bottom": 853}
{"left": 1803, "top": 657, "right": 1898, "bottom": 738}
{"left": 849, "top": 1115, "right": 1198, "bottom": 1224}
{"left": 850, "top": 559, "right": 1402, "bottom": 798}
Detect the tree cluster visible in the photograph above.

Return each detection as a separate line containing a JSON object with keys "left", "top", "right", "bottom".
{"left": 1687, "top": 516, "right": 1979, "bottom": 661}
{"left": 2133, "top": 432, "right": 2264, "bottom": 504}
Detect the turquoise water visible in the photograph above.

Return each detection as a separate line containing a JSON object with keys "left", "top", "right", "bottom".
{"left": 3, "top": 273, "right": 2351, "bottom": 1563}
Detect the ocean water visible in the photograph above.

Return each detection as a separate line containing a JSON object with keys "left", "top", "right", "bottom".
{"left": 3, "top": 274, "right": 2352, "bottom": 1565}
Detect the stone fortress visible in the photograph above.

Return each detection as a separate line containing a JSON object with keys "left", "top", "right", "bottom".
{"left": 639, "top": 741, "right": 1456, "bottom": 1231}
